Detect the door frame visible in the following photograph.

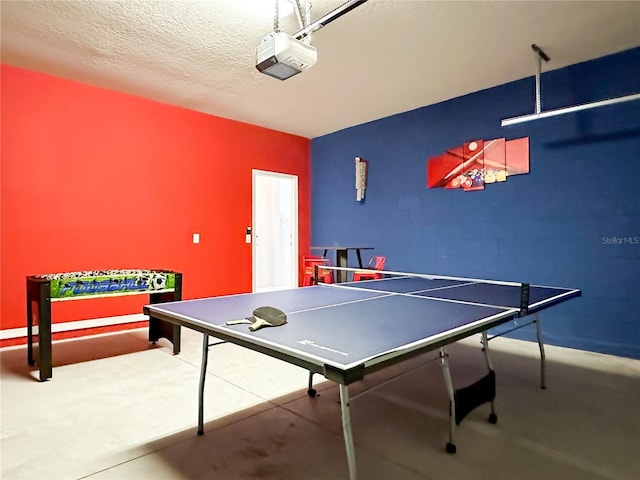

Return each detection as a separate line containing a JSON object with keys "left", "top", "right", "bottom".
{"left": 251, "top": 169, "right": 299, "bottom": 292}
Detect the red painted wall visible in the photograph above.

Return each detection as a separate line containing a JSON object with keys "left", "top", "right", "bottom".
{"left": 0, "top": 65, "right": 311, "bottom": 342}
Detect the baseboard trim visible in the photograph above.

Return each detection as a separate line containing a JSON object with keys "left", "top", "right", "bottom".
{"left": 0, "top": 313, "right": 148, "bottom": 340}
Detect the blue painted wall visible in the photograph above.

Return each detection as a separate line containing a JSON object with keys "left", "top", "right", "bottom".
{"left": 311, "top": 48, "right": 640, "bottom": 359}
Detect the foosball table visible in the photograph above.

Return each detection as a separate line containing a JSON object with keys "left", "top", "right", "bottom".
{"left": 26, "top": 269, "right": 182, "bottom": 381}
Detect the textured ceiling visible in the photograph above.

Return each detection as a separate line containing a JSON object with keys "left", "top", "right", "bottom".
{"left": 2, "top": 0, "right": 639, "bottom": 138}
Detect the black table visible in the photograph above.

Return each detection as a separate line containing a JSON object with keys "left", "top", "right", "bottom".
{"left": 310, "top": 246, "right": 374, "bottom": 282}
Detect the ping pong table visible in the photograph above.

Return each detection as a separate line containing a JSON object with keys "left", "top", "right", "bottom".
{"left": 144, "top": 273, "right": 580, "bottom": 480}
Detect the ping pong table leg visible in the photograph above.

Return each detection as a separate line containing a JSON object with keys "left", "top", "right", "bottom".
{"left": 533, "top": 314, "right": 546, "bottom": 389}
{"left": 307, "top": 371, "right": 317, "bottom": 397}
{"left": 481, "top": 332, "right": 498, "bottom": 424}
{"left": 339, "top": 384, "right": 357, "bottom": 480}
{"left": 198, "top": 333, "right": 210, "bottom": 436}
{"left": 439, "top": 347, "right": 457, "bottom": 454}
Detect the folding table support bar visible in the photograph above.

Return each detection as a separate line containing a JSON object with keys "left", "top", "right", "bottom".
{"left": 339, "top": 384, "right": 357, "bottom": 480}
{"left": 534, "top": 315, "right": 546, "bottom": 388}
{"left": 198, "top": 333, "right": 210, "bottom": 436}
{"left": 487, "top": 313, "right": 546, "bottom": 388}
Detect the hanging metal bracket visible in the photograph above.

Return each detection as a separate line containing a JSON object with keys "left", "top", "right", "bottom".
{"left": 293, "top": 0, "right": 368, "bottom": 40}
{"left": 501, "top": 44, "right": 640, "bottom": 127}
{"left": 531, "top": 44, "right": 550, "bottom": 115}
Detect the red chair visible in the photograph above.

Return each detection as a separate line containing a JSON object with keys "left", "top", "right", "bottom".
{"left": 353, "top": 255, "right": 387, "bottom": 281}
{"left": 303, "top": 255, "right": 334, "bottom": 286}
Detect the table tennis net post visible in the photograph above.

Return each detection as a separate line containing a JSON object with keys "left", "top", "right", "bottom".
{"left": 519, "top": 282, "right": 530, "bottom": 316}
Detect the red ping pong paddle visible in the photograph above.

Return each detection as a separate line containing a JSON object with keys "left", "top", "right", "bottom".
{"left": 226, "top": 306, "right": 287, "bottom": 331}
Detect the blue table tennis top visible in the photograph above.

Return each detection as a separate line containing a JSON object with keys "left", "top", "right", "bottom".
{"left": 144, "top": 278, "right": 580, "bottom": 382}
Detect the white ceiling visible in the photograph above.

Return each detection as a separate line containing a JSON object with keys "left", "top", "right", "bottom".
{"left": 2, "top": 1, "right": 639, "bottom": 139}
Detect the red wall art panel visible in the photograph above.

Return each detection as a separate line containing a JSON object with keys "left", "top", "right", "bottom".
{"left": 427, "top": 137, "right": 529, "bottom": 191}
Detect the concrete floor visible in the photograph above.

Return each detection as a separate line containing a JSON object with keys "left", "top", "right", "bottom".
{"left": 1, "top": 327, "right": 638, "bottom": 480}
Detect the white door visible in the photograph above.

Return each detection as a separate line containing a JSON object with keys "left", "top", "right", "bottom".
{"left": 252, "top": 170, "right": 298, "bottom": 292}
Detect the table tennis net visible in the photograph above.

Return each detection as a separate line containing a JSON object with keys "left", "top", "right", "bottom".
{"left": 315, "top": 267, "right": 530, "bottom": 314}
